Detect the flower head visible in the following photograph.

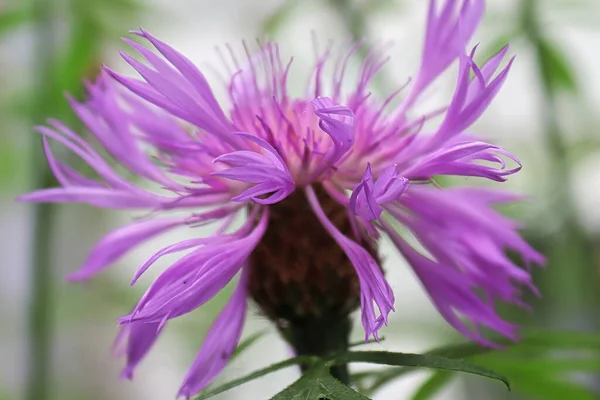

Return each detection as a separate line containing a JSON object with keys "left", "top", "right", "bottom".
{"left": 20, "top": 0, "right": 543, "bottom": 396}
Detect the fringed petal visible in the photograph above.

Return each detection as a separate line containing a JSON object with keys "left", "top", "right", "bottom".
{"left": 177, "top": 269, "right": 249, "bottom": 398}
{"left": 306, "top": 186, "right": 394, "bottom": 340}
{"left": 349, "top": 164, "right": 409, "bottom": 220}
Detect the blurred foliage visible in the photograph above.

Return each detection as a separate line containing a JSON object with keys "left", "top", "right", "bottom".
{"left": 0, "top": 8, "right": 31, "bottom": 35}
{"left": 354, "top": 330, "right": 600, "bottom": 399}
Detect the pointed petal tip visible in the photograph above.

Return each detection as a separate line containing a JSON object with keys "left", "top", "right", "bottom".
{"left": 15, "top": 194, "right": 33, "bottom": 203}
{"left": 65, "top": 271, "right": 90, "bottom": 283}
{"left": 119, "top": 368, "right": 134, "bottom": 381}
{"left": 128, "top": 28, "right": 145, "bottom": 37}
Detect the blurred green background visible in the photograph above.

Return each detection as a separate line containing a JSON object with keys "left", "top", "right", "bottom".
{"left": 1, "top": 0, "right": 599, "bottom": 399}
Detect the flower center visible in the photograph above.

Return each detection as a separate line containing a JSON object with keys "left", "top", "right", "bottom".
{"left": 247, "top": 185, "right": 379, "bottom": 324}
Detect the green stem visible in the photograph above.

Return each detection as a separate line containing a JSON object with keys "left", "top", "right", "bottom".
{"left": 280, "top": 316, "right": 352, "bottom": 384}
{"left": 25, "top": 0, "right": 56, "bottom": 399}
{"left": 25, "top": 200, "right": 56, "bottom": 400}
{"left": 521, "top": 0, "right": 597, "bottom": 318}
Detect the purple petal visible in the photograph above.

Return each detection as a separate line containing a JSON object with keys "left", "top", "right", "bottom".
{"left": 306, "top": 186, "right": 394, "bottom": 340}
{"left": 380, "top": 185, "right": 544, "bottom": 344}
{"left": 134, "top": 28, "right": 231, "bottom": 130}
{"left": 111, "top": 30, "right": 236, "bottom": 145}
{"left": 349, "top": 164, "right": 409, "bottom": 221}
{"left": 403, "top": 140, "right": 522, "bottom": 181}
{"left": 117, "top": 321, "right": 165, "bottom": 380}
{"left": 122, "top": 210, "right": 268, "bottom": 325}
{"left": 311, "top": 97, "right": 356, "bottom": 166}
{"left": 67, "top": 217, "right": 187, "bottom": 281}
{"left": 177, "top": 269, "right": 248, "bottom": 397}
{"left": 71, "top": 74, "right": 181, "bottom": 190}
{"left": 213, "top": 134, "right": 294, "bottom": 205}
{"left": 405, "top": 0, "right": 485, "bottom": 106}
{"left": 349, "top": 165, "right": 383, "bottom": 221}
{"left": 18, "top": 187, "right": 163, "bottom": 209}
{"left": 436, "top": 49, "right": 514, "bottom": 143}
{"left": 385, "top": 227, "right": 517, "bottom": 345}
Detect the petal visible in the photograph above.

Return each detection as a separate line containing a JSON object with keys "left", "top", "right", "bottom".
{"left": 372, "top": 164, "right": 410, "bottom": 204}
{"left": 349, "top": 164, "right": 409, "bottom": 221}
{"left": 113, "top": 31, "right": 235, "bottom": 145}
{"left": 67, "top": 217, "right": 187, "bottom": 281}
{"left": 177, "top": 269, "right": 249, "bottom": 397}
{"left": 405, "top": 0, "right": 485, "bottom": 106}
{"left": 381, "top": 185, "right": 544, "bottom": 344}
{"left": 349, "top": 165, "right": 382, "bottom": 221}
{"left": 118, "top": 321, "right": 164, "bottom": 380}
{"left": 213, "top": 134, "right": 295, "bottom": 205}
{"left": 403, "top": 140, "right": 521, "bottom": 181}
{"left": 436, "top": 50, "right": 514, "bottom": 143}
{"left": 18, "top": 187, "right": 163, "bottom": 209}
{"left": 131, "top": 206, "right": 240, "bottom": 285}
{"left": 385, "top": 227, "right": 517, "bottom": 345}
{"left": 306, "top": 186, "right": 394, "bottom": 340}
{"left": 123, "top": 210, "right": 268, "bottom": 325}
{"left": 311, "top": 97, "right": 356, "bottom": 166}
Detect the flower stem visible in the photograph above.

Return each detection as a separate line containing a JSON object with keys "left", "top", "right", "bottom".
{"left": 25, "top": 0, "right": 57, "bottom": 398}
{"left": 280, "top": 315, "right": 352, "bottom": 384}
{"left": 25, "top": 201, "right": 56, "bottom": 400}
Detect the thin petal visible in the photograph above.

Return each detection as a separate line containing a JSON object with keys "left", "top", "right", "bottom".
{"left": 118, "top": 322, "right": 164, "bottom": 380}
{"left": 311, "top": 97, "right": 356, "bottom": 166}
{"left": 306, "top": 186, "right": 394, "bottom": 340}
{"left": 67, "top": 217, "right": 186, "bottom": 281}
{"left": 177, "top": 269, "right": 249, "bottom": 397}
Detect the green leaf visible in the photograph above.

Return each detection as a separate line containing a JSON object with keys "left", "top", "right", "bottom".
{"left": 0, "top": 8, "right": 31, "bottom": 35}
{"left": 537, "top": 38, "right": 577, "bottom": 92}
{"left": 231, "top": 330, "right": 265, "bottom": 360}
{"left": 338, "top": 351, "right": 510, "bottom": 390}
{"left": 502, "top": 373, "right": 598, "bottom": 400}
{"left": 411, "top": 371, "right": 455, "bottom": 400}
{"left": 476, "top": 356, "right": 600, "bottom": 375}
{"left": 270, "top": 364, "right": 370, "bottom": 400}
{"left": 356, "top": 330, "right": 600, "bottom": 398}
{"left": 429, "top": 330, "right": 600, "bottom": 359}
{"left": 53, "top": 17, "right": 101, "bottom": 100}
{"left": 194, "top": 356, "right": 318, "bottom": 400}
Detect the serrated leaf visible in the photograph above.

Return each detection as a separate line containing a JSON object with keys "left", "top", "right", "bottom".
{"left": 411, "top": 371, "right": 455, "bottom": 400}
{"left": 270, "top": 365, "right": 370, "bottom": 400}
{"left": 337, "top": 351, "right": 510, "bottom": 390}
{"left": 194, "top": 355, "right": 318, "bottom": 400}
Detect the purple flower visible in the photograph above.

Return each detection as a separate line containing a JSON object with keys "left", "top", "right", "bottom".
{"left": 20, "top": 0, "right": 544, "bottom": 397}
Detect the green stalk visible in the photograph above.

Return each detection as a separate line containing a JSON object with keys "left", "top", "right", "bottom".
{"left": 25, "top": 0, "right": 57, "bottom": 399}
{"left": 520, "top": 0, "right": 597, "bottom": 316}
